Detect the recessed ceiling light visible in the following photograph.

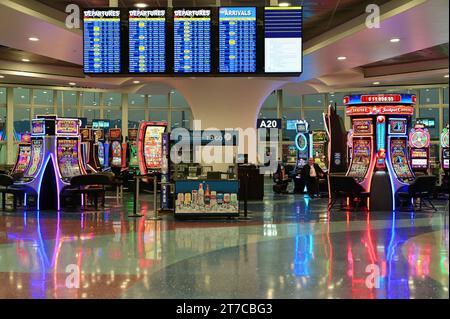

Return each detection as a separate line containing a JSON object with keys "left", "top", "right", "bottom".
{"left": 444, "top": 75, "right": 449, "bottom": 78}
{"left": 337, "top": 56, "right": 347, "bottom": 61}
{"left": 0, "top": 75, "right": 4, "bottom": 78}
{"left": 133, "top": 80, "right": 140, "bottom": 84}
{"left": 372, "top": 81, "right": 380, "bottom": 85}
{"left": 43, "top": 91, "right": 47, "bottom": 94}
{"left": 68, "top": 82, "right": 76, "bottom": 86}
{"left": 390, "top": 38, "right": 400, "bottom": 43}
{"left": 279, "top": 2, "right": 290, "bottom": 6}
{"left": 28, "top": 37, "right": 39, "bottom": 42}
{"left": 135, "top": 3, "right": 148, "bottom": 8}
{"left": 22, "top": 59, "right": 30, "bottom": 62}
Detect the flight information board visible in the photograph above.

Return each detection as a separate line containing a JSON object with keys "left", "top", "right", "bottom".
{"left": 264, "top": 7, "right": 302, "bottom": 73}
{"left": 83, "top": 9, "right": 121, "bottom": 73}
{"left": 219, "top": 7, "right": 257, "bottom": 73}
{"left": 129, "top": 9, "right": 166, "bottom": 73}
{"left": 173, "top": 9, "right": 211, "bottom": 73}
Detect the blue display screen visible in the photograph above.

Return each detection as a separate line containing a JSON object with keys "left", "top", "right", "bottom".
{"left": 264, "top": 7, "right": 302, "bottom": 73}
{"left": 83, "top": 9, "right": 121, "bottom": 73}
{"left": 219, "top": 7, "right": 256, "bottom": 73}
{"left": 129, "top": 9, "right": 166, "bottom": 73}
{"left": 173, "top": 9, "right": 211, "bottom": 73}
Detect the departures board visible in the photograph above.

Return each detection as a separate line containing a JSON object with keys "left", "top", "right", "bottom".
{"left": 83, "top": 7, "right": 302, "bottom": 76}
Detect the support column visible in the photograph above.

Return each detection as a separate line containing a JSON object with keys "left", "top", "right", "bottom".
{"left": 99, "top": 92, "right": 104, "bottom": 119}
{"left": 122, "top": 93, "right": 128, "bottom": 139}
{"left": 6, "top": 87, "right": 14, "bottom": 165}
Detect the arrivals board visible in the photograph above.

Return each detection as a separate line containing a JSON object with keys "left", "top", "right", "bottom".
{"left": 173, "top": 9, "right": 211, "bottom": 73}
{"left": 219, "top": 7, "right": 256, "bottom": 73}
{"left": 129, "top": 9, "right": 166, "bottom": 73}
{"left": 264, "top": 7, "right": 302, "bottom": 73}
{"left": 83, "top": 9, "right": 121, "bottom": 73}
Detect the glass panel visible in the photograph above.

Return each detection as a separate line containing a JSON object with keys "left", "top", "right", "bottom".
{"left": 283, "top": 94, "right": 301, "bottom": 108}
{"left": 14, "top": 107, "right": 31, "bottom": 137}
{"left": 0, "top": 88, "right": 6, "bottom": 104}
{"left": 129, "top": 94, "right": 146, "bottom": 107}
{"left": 304, "top": 109, "right": 326, "bottom": 130}
{"left": 258, "top": 109, "right": 277, "bottom": 119}
{"left": 14, "top": 88, "right": 30, "bottom": 105}
{"left": 129, "top": 109, "right": 146, "bottom": 126}
{"left": 82, "top": 108, "right": 101, "bottom": 122}
{"left": 443, "top": 107, "right": 449, "bottom": 127}
{"left": 419, "top": 107, "right": 440, "bottom": 139}
{"left": 34, "top": 107, "right": 54, "bottom": 116}
{"left": 64, "top": 106, "right": 78, "bottom": 118}
{"left": 33, "top": 89, "right": 53, "bottom": 105}
{"left": 261, "top": 92, "right": 277, "bottom": 109}
{"left": 61, "top": 91, "right": 78, "bottom": 106}
{"left": 328, "top": 92, "right": 347, "bottom": 106}
{"left": 149, "top": 110, "right": 168, "bottom": 122}
{"left": 105, "top": 109, "right": 122, "bottom": 129}
{"left": 444, "top": 87, "right": 448, "bottom": 104}
{"left": 172, "top": 91, "right": 189, "bottom": 108}
{"left": 103, "top": 92, "right": 122, "bottom": 108}
{"left": 337, "top": 106, "right": 345, "bottom": 121}
{"left": 150, "top": 95, "right": 168, "bottom": 107}
{"left": 81, "top": 92, "right": 101, "bottom": 106}
{"left": 171, "top": 110, "right": 191, "bottom": 129}
{"left": 303, "top": 94, "right": 325, "bottom": 107}
{"left": 420, "top": 88, "right": 439, "bottom": 104}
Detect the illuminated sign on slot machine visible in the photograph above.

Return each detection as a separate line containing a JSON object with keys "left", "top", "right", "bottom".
{"left": 56, "top": 119, "right": 79, "bottom": 135}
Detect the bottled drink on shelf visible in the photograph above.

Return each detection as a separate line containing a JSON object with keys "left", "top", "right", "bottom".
{"left": 204, "top": 184, "right": 211, "bottom": 206}
{"left": 198, "top": 183, "right": 204, "bottom": 206}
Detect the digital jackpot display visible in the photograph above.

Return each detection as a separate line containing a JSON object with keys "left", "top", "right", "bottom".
{"left": 264, "top": 7, "right": 302, "bottom": 73}
{"left": 83, "top": 9, "right": 121, "bottom": 73}
{"left": 219, "top": 7, "right": 256, "bottom": 73}
{"left": 129, "top": 9, "right": 166, "bottom": 73}
{"left": 174, "top": 9, "right": 211, "bottom": 73}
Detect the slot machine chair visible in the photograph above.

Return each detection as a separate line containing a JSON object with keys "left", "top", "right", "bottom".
{"left": 273, "top": 164, "right": 290, "bottom": 194}
{"left": 396, "top": 175, "right": 437, "bottom": 212}
{"left": 327, "top": 174, "right": 370, "bottom": 212}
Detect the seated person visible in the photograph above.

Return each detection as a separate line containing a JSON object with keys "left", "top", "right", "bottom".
{"left": 301, "top": 157, "right": 325, "bottom": 198}
{"left": 273, "top": 162, "right": 289, "bottom": 193}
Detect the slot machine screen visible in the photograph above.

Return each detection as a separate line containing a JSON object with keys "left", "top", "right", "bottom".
{"left": 25, "top": 139, "right": 44, "bottom": 178}
{"left": 443, "top": 149, "right": 449, "bottom": 169}
{"left": 98, "top": 142, "right": 105, "bottom": 166}
{"left": 389, "top": 119, "right": 407, "bottom": 135}
{"left": 352, "top": 119, "right": 373, "bottom": 135}
{"left": 57, "top": 138, "right": 82, "bottom": 180}
{"left": 144, "top": 125, "right": 166, "bottom": 169}
{"left": 111, "top": 140, "right": 122, "bottom": 167}
{"left": 348, "top": 137, "right": 371, "bottom": 182}
{"left": 13, "top": 145, "right": 32, "bottom": 174}
{"left": 390, "top": 138, "right": 414, "bottom": 182}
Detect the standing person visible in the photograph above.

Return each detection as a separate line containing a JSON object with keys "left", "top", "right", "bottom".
{"left": 301, "top": 157, "right": 325, "bottom": 198}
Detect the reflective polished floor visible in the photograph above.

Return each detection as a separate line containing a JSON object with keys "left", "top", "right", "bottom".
{"left": 0, "top": 184, "right": 448, "bottom": 299}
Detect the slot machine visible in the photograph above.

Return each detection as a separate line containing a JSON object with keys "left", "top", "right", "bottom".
{"left": 80, "top": 128, "right": 100, "bottom": 173}
{"left": 14, "top": 116, "right": 86, "bottom": 210}
{"left": 347, "top": 129, "right": 354, "bottom": 165}
{"left": 127, "top": 128, "right": 139, "bottom": 174}
{"left": 109, "top": 128, "right": 126, "bottom": 175}
{"left": 409, "top": 123, "right": 431, "bottom": 175}
{"left": 312, "top": 130, "right": 328, "bottom": 172}
{"left": 11, "top": 133, "right": 32, "bottom": 175}
{"left": 94, "top": 129, "right": 109, "bottom": 171}
{"left": 440, "top": 124, "right": 449, "bottom": 185}
{"left": 294, "top": 120, "right": 313, "bottom": 169}
{"left": 138, "top": 122, "right": 171, "bottom": 209}
{"left": 55, "top": 118, "right": 86, "bottom": 183}
{"left": 138, "top": 122, "right": 168, "bottom": 176}
{"left": 344, "top": 94, "right": 416, "bottom": 211}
